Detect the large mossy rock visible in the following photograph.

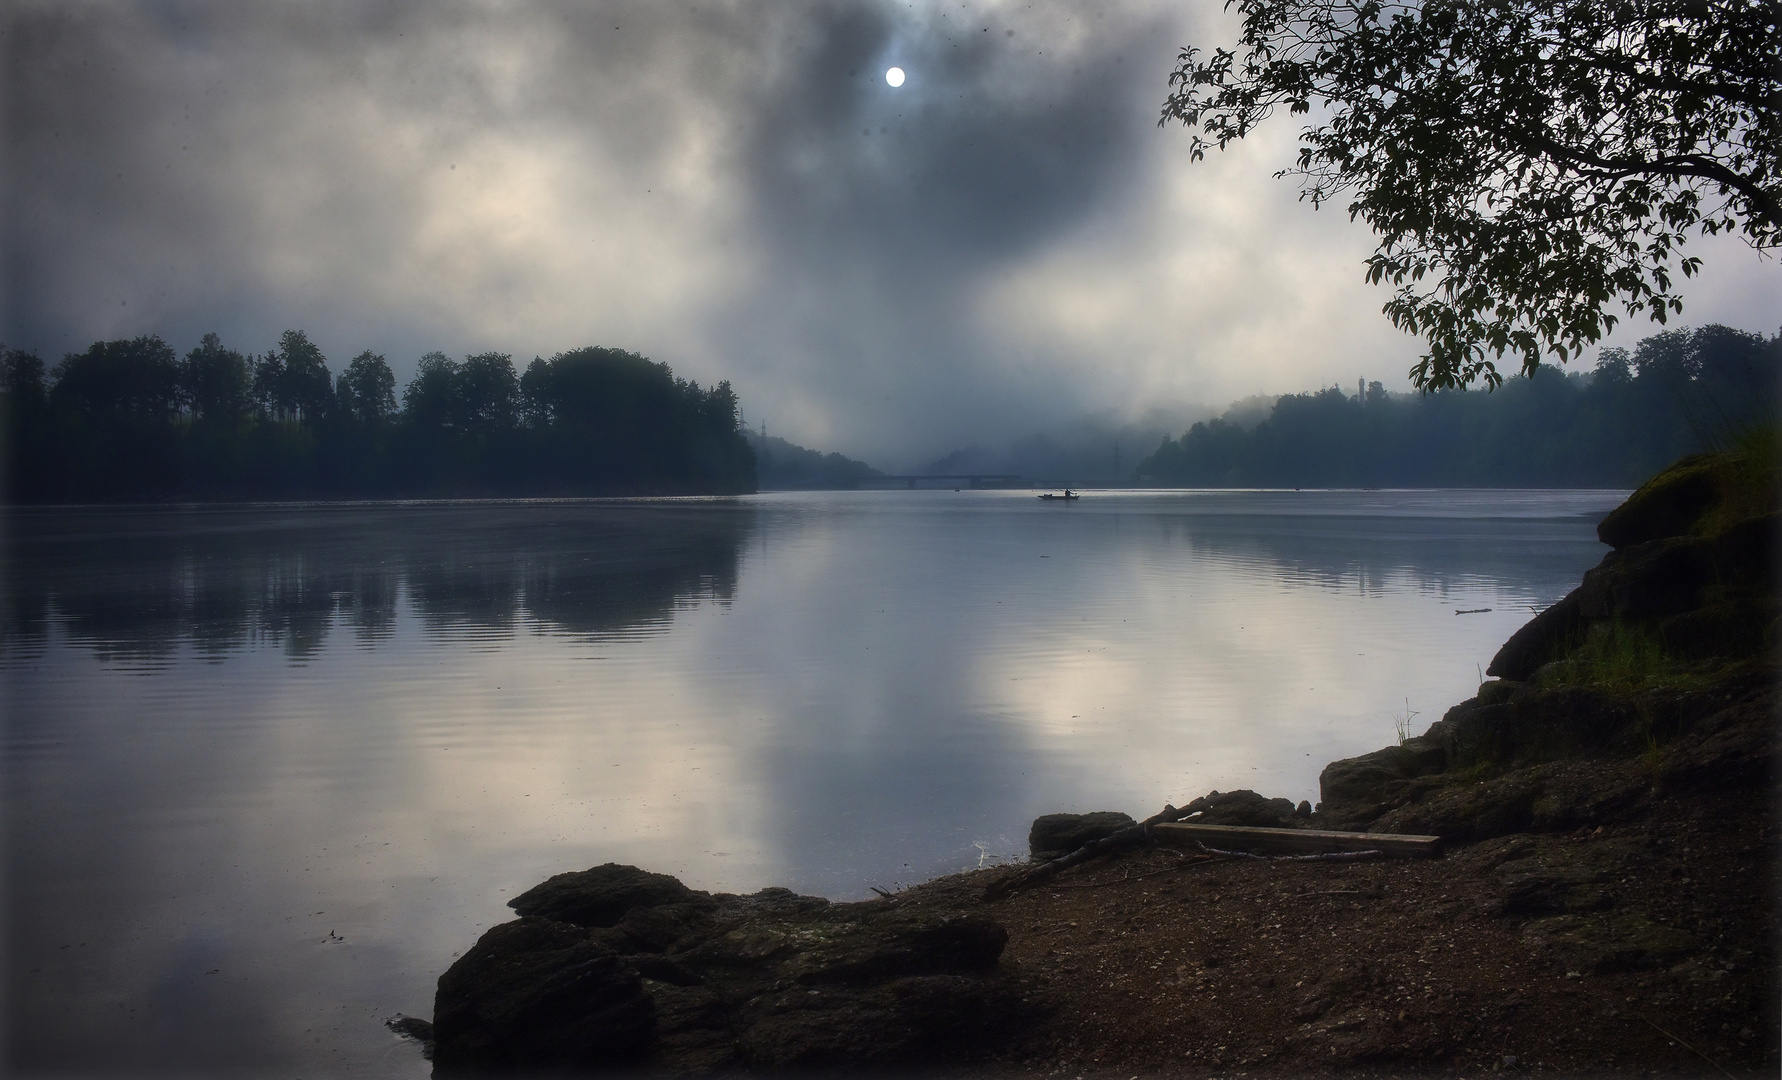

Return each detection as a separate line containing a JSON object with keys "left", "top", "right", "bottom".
{"left": 1317, "top": 735, "right": 1449, "bottom": 828}
{"left": 1487, "top": 593, "right": 1586, "bottom": 680}
{"left": 1324, "top": 436, "right": 1779, "bottom": 837}
{"left": 431, "top": 865, "right": 1030, "bottom": 1075}
{"left": 1595, "top": 454, "right": 1724, "bottom": 549}
{"left": 509, "top": 862, "right": 705, "bottom": 928}
{"left": 1439, "top": 685, "right": 1660, "bottom": 772}
{"left": 1323, "top": 667, "right": 1777, "bottom": 840}
{"left": 1578, "top": 516, "right": 1779, "bottom": 620}
{"left": 1028, "top": 810, "right": 1135, "bottom": 861}
{"left": 1597, "top": 446, "right": 1778, "bottom": 548}
{"left": 1189, "top": 788, "right": 1309, "bottom": 828}
{"left": 432, "top": 918, "right": 656, "bottom": 1074}
{"left": 1490, "top": 511, "right": 1779, "bottom": 680}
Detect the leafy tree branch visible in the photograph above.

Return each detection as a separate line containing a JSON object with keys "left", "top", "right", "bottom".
{"left": 1162, "top": 0, "right": 1779, "bottom": 389}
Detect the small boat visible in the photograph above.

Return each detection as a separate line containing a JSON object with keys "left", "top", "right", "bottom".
{"left": 1037, "top": 490, "right": 1080, "bottom": 501}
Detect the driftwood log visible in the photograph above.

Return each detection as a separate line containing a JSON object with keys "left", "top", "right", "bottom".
{"left": 1153, "top": 823, "right": 1441, "bottom": 858}
{"left": 984, "top": 800, "right": 1443, "bottom": 901}
{"left": 1189, "top": 843, "right": 1385, "bottom": 862}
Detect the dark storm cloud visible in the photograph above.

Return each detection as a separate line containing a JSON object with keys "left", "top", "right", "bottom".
{"left": 745, "top": 6, "right": 1155, "bottom": 266}
{"left": 2, "top": 0, "right": 1192, "bottom": 459}
{"left": 3, "top": 0, "right": 759, "bottom": 352}
{"left": 712, "top": 2, "right": 1178, "bottom": 452}
{"left": 6, "top": 1, "right": 1773, "bottom": 463}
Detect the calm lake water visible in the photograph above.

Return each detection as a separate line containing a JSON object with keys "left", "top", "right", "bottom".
{"left": 3, "top": 488, "right": 1624, "bottom": 1075}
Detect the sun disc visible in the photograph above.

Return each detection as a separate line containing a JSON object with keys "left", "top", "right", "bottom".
{"left": 885, "top": 67, "right": 905, "bottom": 87}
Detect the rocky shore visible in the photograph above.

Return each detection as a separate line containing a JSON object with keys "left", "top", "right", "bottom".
{"left": 396, "top": 444, "right": 1778, "bottom": 1076}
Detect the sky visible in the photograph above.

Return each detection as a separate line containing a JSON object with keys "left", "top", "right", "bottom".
{"left": 4, "top": 0, "right": 1778, "bottom": 467}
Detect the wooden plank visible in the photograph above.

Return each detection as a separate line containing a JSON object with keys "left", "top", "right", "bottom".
{"left": 1152, "top": 822, "right": 1442, "bottom": 858}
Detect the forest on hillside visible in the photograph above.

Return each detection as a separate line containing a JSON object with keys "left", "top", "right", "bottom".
{"left": 1, "top": 331, "right": 755, "bottom": 501}
{"left": 744, "top": 431, "right": 883, "bottom": 491}
{"left": 745, "top": 431, "right": 884, "bottom": 489}
{"left": 1136, "top": 326, "right": 1780, "bottom": 488}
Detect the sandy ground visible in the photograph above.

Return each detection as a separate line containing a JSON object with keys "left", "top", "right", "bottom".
{"left": 897, "top": 783, "right": 1777, "bottom": 1079}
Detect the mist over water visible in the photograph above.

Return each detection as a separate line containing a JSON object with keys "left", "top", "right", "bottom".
{"left": 3, "top": 489, "right": 1622, "bottom": 1073}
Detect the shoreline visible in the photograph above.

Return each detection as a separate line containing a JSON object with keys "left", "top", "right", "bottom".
{"left": 404, "top": 666, "right": 1777, "bottom": 1077}
{"left": 409, "top": 444, "right": 1779, "bottom": 1076}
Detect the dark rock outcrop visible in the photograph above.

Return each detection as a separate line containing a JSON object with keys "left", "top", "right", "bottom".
{"left": 432, "top": 918, "right": 656, "bottom": 1074}
{"left": 1324, "top": 441, "right": 1777, "bottom": 838}
{"left": 1595, "top": 453, "right": 1723, "bottom": 549}
{"left": 509, "top": 862, "right": 705, "bottom": 928}
{"left": 431, "top": 867, "right": 1032, "bottom": 1075}
{"left": 1028, "top": 811, "right": 1135, "bottom": 860}
{"left": 1329, "top": 667, "right": 1776, "bottom": 841}
{"left": 385, "top": 1015, "right": 436, "bottom": 1060}
{"left": 1487, "top": 593, "right": 1585, "bottom": 680}
{"left": 1185, "top": 788, "right": 1308, "bottom": 829}
{"left": 1317, "top": 737, "right": 1450, "bottom": 828}
{"left": 1439, "top": 684, "right": 1653, "bottom": 770}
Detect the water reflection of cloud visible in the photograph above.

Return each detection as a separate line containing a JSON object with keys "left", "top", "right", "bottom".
{"left": 3, "top": 491, "right": 1622, "bottom": 1074}
{"left": 666, "top": 504, "right": 1051, "bottom": 897}
{"left": 4, "top": 502, "right": 761, "bottom": 1071}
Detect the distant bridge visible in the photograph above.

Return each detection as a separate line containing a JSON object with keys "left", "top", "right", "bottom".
{"left": 857, "top": 474, "right": 1030, "bottom": 490}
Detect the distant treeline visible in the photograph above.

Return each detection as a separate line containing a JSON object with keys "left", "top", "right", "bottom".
{"left": 1, "top": 331, "right": 755, "bottom": 501}
{"left": 745, "top": 431, "right": 884, "bottom": 489}
{"left": 1137, "top": 325, "right": 1780, "bottom": 488}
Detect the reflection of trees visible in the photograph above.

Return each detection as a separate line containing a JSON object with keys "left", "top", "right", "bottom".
{"left": 343, "top": 567, "right": 398, "bottom": 646}
{"left": 519, "top": 508, "right": 742, "bottom": 639}
{"left": 1151, "top": 507, "right": 1604, "bottom": 603}
{"left": 2, "top": 576, "right": 50, "bottom": 661}
{"left": 1, "top": 503, "right": 751, "bottom": 664}
{"left": 407, "top": 558, "right": 520, "bottom": 640}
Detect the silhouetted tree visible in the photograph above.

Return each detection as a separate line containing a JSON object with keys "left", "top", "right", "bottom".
{"left": 251, "top": 330, "right": 334, "bottom": 422}
{"left": 51, "top": 335, "right": 182, "bottom": 417}
{"left": 456, "top": 352, "right": 519, "bottom": 429}
{"left": 2, "top": 347, "right": 51, "bottom": 500}
{"left": 337, "top": 350, "right": 397, "bottom": 423}
{"left": 519, "top": 357, "right": 554, "bottom": 427}
{"left": 403, "top": 351, "right": 458, "bottom": 429}
{"left": 278, "top": 330, "right": 335, "bottom": 423}
{"left": 518, "top": 347, "right": 753, "bottom": 492}
{"left": 702, "top": 379, "right": 739, "bottom": 432}
{"left": 2, "top": 347, "right": 48, "bottom": 420}
{"left": 5, "top": 331, "right": 755, "bottom": 501}
{"left": 1137, "top": 324, "right": 1780, "bottom": 488}
{"left": 251, "top": 349, "right": 284, "bottom": 419}
{"left": 1164, "top": 0, "right": 1779, "bottom": 389}
{"left": 35, "top": 336, "right": 184, "bottom": 499}
{"left": 181, "top": 333, "right": 253, "bottom": 421}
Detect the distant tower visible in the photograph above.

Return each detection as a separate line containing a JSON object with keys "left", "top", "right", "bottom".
{"left": 1358, "top": 377, "right": 1365, "bottom": 402}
